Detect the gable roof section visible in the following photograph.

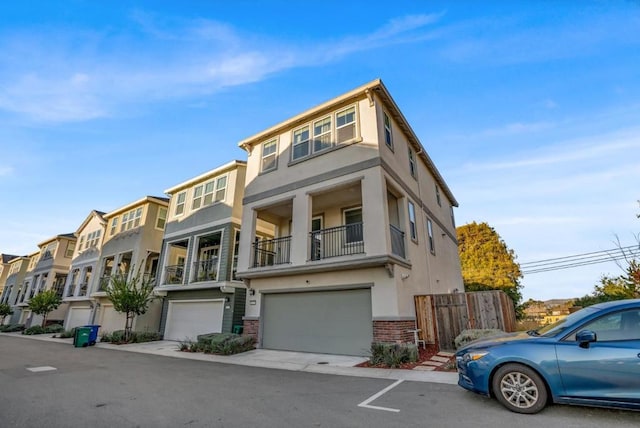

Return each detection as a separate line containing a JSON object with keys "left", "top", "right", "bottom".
{"left": 1, "top": 254, "right": 20, "bottom": 264}
{"left": 74, "top": 210, "right": 107, "bottom": 236}
{"left": 103, "top": 196, "right": 170, "bottom": 219}
{"left": 238, "top": 79, "right": 458, "bottom": 207}
{"left": 164, "top": 160, "right": 247, "bottom": 195}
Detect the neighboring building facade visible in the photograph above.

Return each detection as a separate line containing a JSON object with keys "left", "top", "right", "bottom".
{"left": 236, "top": 79, "right": 463, "bottom": 356}
{"left": 155, "top": 161, "right": 247, "bottom": 341}
{"left": 13, "top": 251, "right": 40, "bottom": 323}
{"left": 89, "top": 196, "right": 169, "bottom": 334}
{"left": 62, "top": 210, "right": 107, "bottom": 330}
{"left": 18, "top": 235, "right": 77, "bottom": 327}
{"left": 0, "top": 254, "right": 19, "bottom": 302}
{"left": 0, "top": 256, "right": 29, "bottom": 325}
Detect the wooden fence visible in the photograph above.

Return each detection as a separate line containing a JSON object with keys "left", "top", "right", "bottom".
{"left": 414, "top": 290, "right": 516, "bottom": 351}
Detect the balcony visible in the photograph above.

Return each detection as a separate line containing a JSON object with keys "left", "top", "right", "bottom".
{"left": 66, "top": 284, "right": 76, "bottom": 298}
{"left": 252, "top": 236, "right": 291, "bottom": 267}
{"left": 164, "top": 265, "right": 184, "bottom": 285}
{"left": 309, "top": 223, "right": 364, "bottom": 261}
{"left": 192, "top": 259, "right": 218, "bottom": 282}
{"left": 389, "top": 224, "right": 406, "bottom": 259}
{"left": 78, "top": 282, "right": 88, "bottom": 296}
{"left": 98, "top": 276, "right": 111, "bottom": 291}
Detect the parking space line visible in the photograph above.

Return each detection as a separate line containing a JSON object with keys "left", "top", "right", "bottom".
{"left": 358, "top": 379, "right": 403, "bottom": 413}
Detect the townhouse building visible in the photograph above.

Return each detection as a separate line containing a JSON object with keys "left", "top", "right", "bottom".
{"left": 0, "top": 255, "right": 29, "bottom": 324}
{"left": 0, "top": 254, "right": 19, "bottom": 300}
{"left": 155, "top": 160, "right": 247, "bottom": 340}
{"left": 236, "top": 79, "right": 463, "bottom": 356}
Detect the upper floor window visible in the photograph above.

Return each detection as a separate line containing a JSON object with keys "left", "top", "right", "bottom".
{"left": 314, "top": 117, "right": 332, "bottom": 152}
{"left": 262, "top": 140, "right": 277, "bottom": 172}
{"left": 212, "top": 176, "right": 227, "bottom": 204}
{"left": 435, "top": 185, "right": 441, "bottom": 206}
{"left": 78, "top": 235, "right": 85, "bottom": 251}
{"left": 450, "top": 206, "right": 456, "bottom": 228}
{"left": 175, "top": 192, "right": 186, "bottom": 216}
{"left": 427, "top": 219, "right": 435, "bottom": 255}
{"left": 336, "top": 106, "right": 356, "bottom": 144}
{"left": 156, "top": 207, "right": 168, "bottom": 229}
{"left": 87, "top": 230, "right": 101, "bottom": 247}
{"left": 408, "top": 201, "right": 417, "bottom": 242}
{"left": 344, "top": 206, "right": 363, "bottom": 244}
{"left": 192, "top": 175, "right": 228, "bottom": 209}
{"left": 120, "top": 207, "right": 143, "bottom": 232}
{"left": 408, "top": 147, "right": 417, "bottom": 178}
{"left": 292, "top": 126, "right": 310, "bottom": 160}
{"left": 384, "top": 112, "right": 393, "bottom": 149}
{"left": 110, "top": 218, "right": 118, "bottom": 236}
{"left": 42, "top": 242, "right": 57, "bottom": 259}
{"left": 65, "top": 241, "right": 75, "bottom": 258}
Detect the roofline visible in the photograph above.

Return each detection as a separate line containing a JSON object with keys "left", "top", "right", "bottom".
{"left": 164, "top": 160, "right": 247, "bottom": 195}
{"left": 37, "top": 233, "right": 76, "bottom": 248}
{"left": 237, "top": 78, "right": 458, "bottom": 207}
{"left": 75, "top": 210, "right": 107, "bottom": 235}
{"left": 103, "top": 196, "right": 170, "bottom": 219}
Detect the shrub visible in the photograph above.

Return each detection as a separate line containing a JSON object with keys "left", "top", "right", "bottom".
{"left": 23, "top": 325, "right": 47, "bottom": 335}
{"left": 369, "top": 342, "right": 418, "bottom": 368}
{"left": 55, "top": 329, "right": 76, "bottom": 339}
{"left": 180, "top": 333, "right": 255, "bottom": 355}
{"left": 219, "top": 335, "right": 255, "bottom": 355}
{"left": 100, "top": 330, "right": 162, "bottom": 344}
{"left": 454, "top": 329, "right": 505, "bottom": 349}
{"left": 0, "top": 323, "right": 25, "bottom": 332}
{"left": 44, "top": 324, "right": 64, "bottom": 333}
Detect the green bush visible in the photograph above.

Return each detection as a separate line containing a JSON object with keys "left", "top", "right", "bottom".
{"left": 44, "top": 324, "right": 64, "bottom": 333}
{"left": 0, "top": 323, "right": 25, "bottom": 332}
{"left": 56, "top": 329, "right": 76, "bottom": 338}
{"left": 369, "top": 342, "right": 418, "bottom": 368}
{"left": 454, "top": 329, "right": 505, "bottom": 349}
{"left": 179, "top": 332, "right": 255, "bottom": 355}
{"left": 23, "top": 325, "right": 47, "bottom": 335}
{"left": 219, "top": 335, "right": 255, "bottom": 355}
{"left": 100, "top": 330, "right": 162, "bottom": 344}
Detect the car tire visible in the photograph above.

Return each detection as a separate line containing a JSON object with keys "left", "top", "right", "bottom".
{"left": 492, "top": 363, "right": 548, "bottom": 414}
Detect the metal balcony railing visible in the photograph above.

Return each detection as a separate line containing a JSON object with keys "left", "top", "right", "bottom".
{"left": 192, "top": 259, "right": 218, "bottom": 282}
{"left": 252, "top": 236, "right": 291, "bottom": 267}
{"left": 390, "top": 224, "right": 406, "bottom": 258}
{"left": 164, "top": 265, "right": 184, "bottom": 285}
{"left": 310, "top": 223, "right": 364, "bottom": 261}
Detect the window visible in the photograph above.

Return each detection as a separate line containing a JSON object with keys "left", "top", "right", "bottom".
{"left": 427, "top": 219, "right": 435, "bottom": 254}
{"left": 175, "top": 191, "right": 186, "bottom": 215}
{"left": 192, "top": 185, "right": 203, "bottom": 209}
{"left": 336, "top": 106, "right": 356, "bottom": 143}
{"left": 78, "top": 235, "right": 85, "bottom": 251}
{"left": 87, "top": 230, "right": 101, "bottom": 247}
{"left": 408, "top": 201, "right": 417, "bottom": 241}
{"left": 344, "top": 207, "right": 363, "bottom": 244}
{"left": 214, "top": 176, "right": 227, "bottom": 202}
{"left": 435, "top": 185, "right": 441, "bottom": 206}
{"left": 42, "top": 243, "right": 57, "bottom": 259}
{"left": 408, "top": 147, "right": 417, "bottom": 178}
{"left": 65, "top": 241, "right": 75, "bottom": 258}
{"left": 313, "top": 116, "right": 332, "bottom": 152}
{"left": 232, "top": 229, "right": 240, "bottom": 280}
{"left": 450, "top": 206, "right": 456, "bottom": 228}
{"left": 156, "top": 207, "right": 167, "bottom": 229}
{"left": 384, "top": 112, "right": 393, "bottom": 149}
{"left": 120, "top": 207, "right": 143, "bottom": 232}
{"left": 292, "top": 126, "right": 310, "bottom": 160}
{"left": 204, "top": 176, "right": 227, "bottom": 205}
{"left": 110, "top": 218, "right": 118, "bottom": 236}
{"left": 261, "top": 140, "right": 277, "bottom": 172}
{"left": 568, "top": 310, "right": 640, "bottom": 341}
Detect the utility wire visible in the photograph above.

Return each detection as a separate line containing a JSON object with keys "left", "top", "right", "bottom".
{"left": 520, "top": 245, "right": 640, "bottom": 275}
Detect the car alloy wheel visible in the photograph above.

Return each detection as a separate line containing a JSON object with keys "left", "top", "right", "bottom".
{"left": 492, "top": 363, "right": 548, "bottom": 414}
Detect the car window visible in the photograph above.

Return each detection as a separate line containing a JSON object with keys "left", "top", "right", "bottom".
{"left": 565, "top": 309, "right": 640, "bottom": 342}
{"left": 538, "top": 306, "right": 598, "bottom": 337}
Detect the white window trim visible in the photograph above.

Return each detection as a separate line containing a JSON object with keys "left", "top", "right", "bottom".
{"left": 261, "top": 139, "right": 278, "bottom": 173}
{"left": 427, "top": 218, "right": 436, "bottom": 255}
{"left": 156, "top": 207, "right": 168, "bottom": 230}
{"left": 343, "top": 206, "right": 363, "bottom": 245}
{"left": 335, "top": 105, "right": 357, "bottom": 144}
{"left": 190, "top": 229, "right": 225, "bottom": 283}
{"left": 408, "top": 201, "right": 418, "bottom": 242}
{"left": 408, "top": 147, "right": 417, "bottom": 179}
{"left": 292, "top": 125, "right": 311, "bottom": 161}
{"left": 384, "top": 111, "right": 393, "bottom": 149}
{"left": 175, "top": 191, "right": 187, "bottom": 216}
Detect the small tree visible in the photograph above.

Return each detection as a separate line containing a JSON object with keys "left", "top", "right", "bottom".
{"left": 28, "top": 290, "right": 62, "bottom": 327}
{"left": 105, "top": 269, "right": 155, "bottom": 342}
{"left": 0, "top": 302, "right": 14, "bottom": 324}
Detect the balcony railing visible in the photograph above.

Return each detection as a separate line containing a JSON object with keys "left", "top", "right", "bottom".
{"left": 390, "top": 224, "right": 406, "bottom": 259}
{"left": 310, "top": 223, "right": 364, "bottom": 261}
{"left": 164, "top": 265, "right": 184, "bottom": 285}
{"left": 78, "top": 282, "right": 88, "bottom": 296}
{"left": 253, "top": 236, "right": 291, "bottom": 267}
{"left": 98, "top": 276, "right": 111, "bottom": 291}
{"left": 192, "top": 259, "right": 218, "bottom": 282}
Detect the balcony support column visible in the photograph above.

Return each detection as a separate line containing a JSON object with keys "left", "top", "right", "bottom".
{"left": 361, "top": 173, "right": 388, "bottom": 257}
{"left": 290, "top": 194, "right": 310, "bottom": 264}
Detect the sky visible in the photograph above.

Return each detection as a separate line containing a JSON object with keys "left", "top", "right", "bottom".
{"left": 0, "top": 1, "right": 639, "bottom": 301}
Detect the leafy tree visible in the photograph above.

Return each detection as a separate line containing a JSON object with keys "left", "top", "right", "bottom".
{"left": 28, "top": 289, "right": 62, "bottom": 327}
{"left": 574, "top": 264, "right": 639, "bottom": 307}
{"left": 0, "top": 302, "right": 14, "bottom": 322}
{"left": 105, "top": 269, "right": 155, "bottom": 342}
{"left": 457, "top": 222, "right": 524, "bottom": 318}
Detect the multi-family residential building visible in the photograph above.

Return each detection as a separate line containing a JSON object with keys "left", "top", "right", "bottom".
{"left": 236, "top": 79, "right": 463, "bottom": 356}
{"left": 62, "top": 210, "right": 107, "bottom": 330}
{"left": 17, "top": 234, "right": 77, "bottom": 327}
{"left": 154, "top": 161, "right": 247, "bottom": 340}
{"left": 0, "top": 254, "right": 19, "bottom": 301}
{"left": 0, "top": 255, "right": 29, "bottom": 324}
{"left": 13, "top": 251, "right": 40, "bottom": 322}
{"left": 90, "top": 196, "right": 169, "bottom": 334}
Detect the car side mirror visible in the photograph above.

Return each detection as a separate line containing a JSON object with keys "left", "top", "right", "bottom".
{"left": 576, "top": 330, "right": 597, "bottom": 348}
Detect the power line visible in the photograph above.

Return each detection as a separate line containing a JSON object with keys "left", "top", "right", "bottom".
{"left": 520, "top": 244, "right": 639, "bottom": 267}
{"left": 521, "top": 246, "right": 640, "bottom": 275}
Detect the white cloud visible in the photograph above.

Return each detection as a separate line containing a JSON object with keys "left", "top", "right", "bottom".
{"left": 0, "top": 166, "right": 13, "bottom": 176}
{"left": 0, "top": 13, "right": 443, "bottom": 123}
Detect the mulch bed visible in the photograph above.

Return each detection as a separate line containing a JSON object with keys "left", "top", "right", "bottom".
{"left": 356, "top": 347, "right": 456, "bottom": 371}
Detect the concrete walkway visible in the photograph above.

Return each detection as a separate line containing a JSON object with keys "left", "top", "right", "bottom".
{"left": 2, "top": 333, "right": 459, "bottom": 385}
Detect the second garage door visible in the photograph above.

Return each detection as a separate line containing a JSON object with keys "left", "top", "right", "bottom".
{"left": 164, "top": 299, "right": 225, "bottom": 341}
{"left": 100, "top": 305, "right": 127, "bottom": 334}
{"left": 262, "top": 288, "right": 373, "bottom": 356}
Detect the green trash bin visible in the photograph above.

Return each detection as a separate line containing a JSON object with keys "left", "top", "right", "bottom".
{"left": 74, "top": 327, "right": 91, "bottom": 348}
{"left": 232, "top": 325, "right": 243, "bottom": 334}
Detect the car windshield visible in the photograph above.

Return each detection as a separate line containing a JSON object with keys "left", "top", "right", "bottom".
{"left": 536, "top": 306, "right": 599, "bottom": 337}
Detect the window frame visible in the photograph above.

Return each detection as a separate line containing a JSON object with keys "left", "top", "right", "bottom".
{"left": 427, "top": 218, "right": 435, "bottom": 255}
{"left": 261, "top": 140, "right": 278, "bottom": 173}
{"left": 343, "top": 206, "right": 363, "bottom": 245}
{"left": 408, "top": 201, "right": 418, "bottom": 242}
{"left": 175, "top": 191, "right": 186, "bottom": 216}
{"left": 292, "top": 125, "right": 311, "bottom": 161}
{"left": 156, "top": 207, "right": 168, "bottom": 230}
{"left": 408, "top": 147, "right": 417, "bottom": 178}
{"left": 435, "top": 185, "right": 441, "bottom": 206}
{"left": 336, "top": 105, "right": 357, "bottom": 144}
{"left": 383, "top": 111, "right": 393, "bottom": 149}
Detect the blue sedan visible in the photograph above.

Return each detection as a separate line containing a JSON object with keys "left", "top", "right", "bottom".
{"left": 456, "top": 299, "right": 640, "bottom": 414}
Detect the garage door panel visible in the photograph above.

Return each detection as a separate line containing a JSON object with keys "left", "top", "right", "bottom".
{"left": 262, "top": 288, "right": 372, "bottom": 356}
{"left": 66, "top": 307, "right": 92, "bottom": 329}
{"left": 165, "top": 300, "right": 224, "bottom": 341}
{"left": 101, "top": 306, "right": 126, "bottom": 334}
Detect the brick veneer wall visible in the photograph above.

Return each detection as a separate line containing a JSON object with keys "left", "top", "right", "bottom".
{"left": 373, "top": 320, "right": 416, "bottom": 343}
{"left": 243, "top": 318, "right": 259, "bottom": 339}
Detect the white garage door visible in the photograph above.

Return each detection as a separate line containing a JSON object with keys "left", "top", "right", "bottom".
{"left": 164, "top": 299, "right": 225, "bottom": 341}
{"left": 100, "top": 305, "right": 127, "bottom": 334}
{"left": 66, "top": 307, "right": 92, "bottom": 330}
{"left": 262, "top": 288, "right": 373, "bottom": 356}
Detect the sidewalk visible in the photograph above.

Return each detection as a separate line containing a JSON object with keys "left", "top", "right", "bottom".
{"left": 2, "top": 332, "right": 459, "bottom": 385}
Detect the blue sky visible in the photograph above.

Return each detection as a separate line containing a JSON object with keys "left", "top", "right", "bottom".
{"left": 0, "top": 1, "right": 638, "bottom": 301}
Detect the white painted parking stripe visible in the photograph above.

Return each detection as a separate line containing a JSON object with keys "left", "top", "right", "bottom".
{"left": 27, "top": 366, "right": 57, "bottom": 373}
{"left": 358, "top": 379, "right": 403, "bottom": 413}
